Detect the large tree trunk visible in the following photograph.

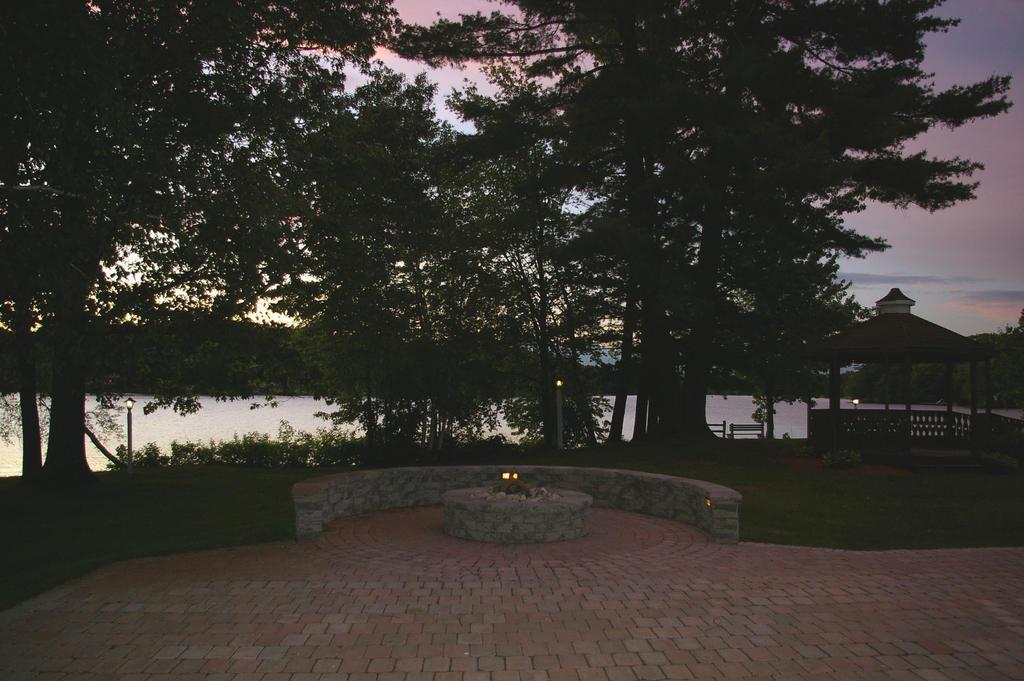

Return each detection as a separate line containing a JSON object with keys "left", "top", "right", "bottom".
{"left": 40, "top": 213, "right": 98, "bottom": 486}
{"left": 3, "top": 160, "right": 43, "bottom": 479}
{"left": 680, "top": 338, "right": 715, "bottom": 439}
{"left": 641, "top": 303, "right": 683, "bottom": 439}
{"left": 14, "top": 297, "right": 43, "bottom": 480}
{"left": 582, "top": 398, "right": 599, "bottom": 448}
{"left": 36, "top": 171, "right": 102, "bottom": 485}
{"left": 680, "top": 209, "right": 726, "bottom": 440}
{"left": 608, "top": 290, "right": 637, "bottom": 443}
{"left": 365, "top": 391, "right": 376, "bottom": 448}
{"left": 616, "top": 11, "right": 683, "bottom": 440}
{"left": 632, "top": 390, "right": 649, "bottom": 440}
{"left": 41, "top": 319, "right": 95, "bottom": 485}
{"left": 534, "top": 208, "right": 556, "bottom": 448}
{"left": 538, "top": 340, "right": 556, "bottom": 448}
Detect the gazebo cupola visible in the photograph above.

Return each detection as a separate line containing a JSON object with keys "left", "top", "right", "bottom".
{"left": 875, "top": 288, "right": 915, "bottom": 315}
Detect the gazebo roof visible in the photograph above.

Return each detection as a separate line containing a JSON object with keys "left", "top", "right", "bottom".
{"left": 876, "top": 287, "right": 915, "bottom": 304}
{"left": 806, "top": 289, "right": 993, "bottom": 362}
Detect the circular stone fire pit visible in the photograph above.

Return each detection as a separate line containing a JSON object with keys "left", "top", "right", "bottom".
{"left": 443, "top": 487, "right": 592, "bottom": 544}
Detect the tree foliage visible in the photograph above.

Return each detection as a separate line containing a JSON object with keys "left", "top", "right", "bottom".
{"left": 395, "top": 0, "right": 1012, "bottom": 441}
{"left": 1, "top": 1, "right": 1015, "bottom": 484}
{"left": 446, "top": 65, "right": 610, "bottom": 447}
{"left": 0, "top": 0, "right": 395, "bottom": 483}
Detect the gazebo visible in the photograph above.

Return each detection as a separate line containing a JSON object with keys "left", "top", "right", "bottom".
{"left": 805, "top": 288, "right": 999, "bottom": 456}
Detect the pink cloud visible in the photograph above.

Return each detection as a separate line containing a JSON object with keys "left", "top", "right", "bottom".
{"left": 944, "top": 298, "right": 1023, "bottom": 325}
{"left": 392, "top": 0, "right": 491, "bottom": 26}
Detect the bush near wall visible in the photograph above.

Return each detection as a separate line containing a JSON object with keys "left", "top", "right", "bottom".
{"left": 977, "top": 450, "right": 1019, "bottom": 474}
{"left": 107, "top": 422, "right": 516, "bottom": 471}
{"left": 823, "top": 449, "right": 861, "bottom": 469}
{"left": 109, "top": 422, "right": 366, "bottom": 470}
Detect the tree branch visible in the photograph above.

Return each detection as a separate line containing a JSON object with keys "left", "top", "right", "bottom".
{"left": 84, "top": 425, "right": 121, "bottom": 466}
{"left": 0, "top": 184, "right": 85, "bottom": 199}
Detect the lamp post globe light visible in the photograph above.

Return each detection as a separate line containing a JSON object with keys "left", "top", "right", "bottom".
{"left": 124, "top": 397, "right": 135, "bottom": 474}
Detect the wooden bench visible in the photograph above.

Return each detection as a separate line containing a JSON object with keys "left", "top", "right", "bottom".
{"left": 729, "top": 423, "right": 764, "bottom": 438}
{"left": 709, "top": 420, "right": 726, "bottom": 437}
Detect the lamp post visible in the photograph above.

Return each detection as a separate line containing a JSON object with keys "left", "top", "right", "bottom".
{"left": 554, "top": 379, "right": 564, "bottom": 450}
{"left": 124, "top": 397, "right": 135, "bottom": 475}
{"left": 852, "top": 398, "right": 860, "bottom": 410}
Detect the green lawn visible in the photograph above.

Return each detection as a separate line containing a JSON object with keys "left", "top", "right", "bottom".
{"left": 0, "top": 465, "right": 332, "bottom": 611}
{"left": 2, "top": 440, "right": 1023, "bottom": 610}
{"left": 484, "top": 441, "right": 1024, "bottom": 551}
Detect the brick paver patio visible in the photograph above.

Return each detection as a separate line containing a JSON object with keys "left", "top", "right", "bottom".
{"left": 1, "top": 507, "right": 1022, "bottom": 680}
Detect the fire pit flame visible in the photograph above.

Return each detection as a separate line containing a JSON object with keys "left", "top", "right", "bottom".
{"left": 492, "top": 472, "right": 533, "bottom": 497}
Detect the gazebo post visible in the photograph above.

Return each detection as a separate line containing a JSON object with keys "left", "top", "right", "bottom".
{"left": 883, "top": 354, "right": 890, "bottom": 410}
{"left": 985, "top": 358, "right": 992, "bottom": 415}
{"left": 969, "top": 360, "right": 978, "bottom": 453}
{"left": 829, "top": 358, "right": 841, "bottom": 452}
{"left": 944, "top": 362, "right": 954, "bottom": 444}
{"left": 983, "top": 358, "right": 993, "bottom": 449}
{"left": 904, "top": 353, "right": 912, "bottom": 453}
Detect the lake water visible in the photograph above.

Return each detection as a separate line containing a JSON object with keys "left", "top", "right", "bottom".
{"left": 0, "top": 394, "right": 815, "bottom": 477}
{"left": 4, "top": 394, "right": 1017, "bottom": 477}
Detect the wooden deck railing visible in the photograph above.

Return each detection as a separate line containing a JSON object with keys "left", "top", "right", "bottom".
{"left": 985, "top": 412, "right": 1024, "bottom": 437}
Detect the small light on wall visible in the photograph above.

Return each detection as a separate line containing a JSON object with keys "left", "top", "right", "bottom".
{"left": 501, "top": 470, "right": 519, "bottom": 481}
{"left": 704, "top": 497, "right": 713, "bottom": 510}
{"left": 555, "top": 378, "right": 564, "bottom": 388}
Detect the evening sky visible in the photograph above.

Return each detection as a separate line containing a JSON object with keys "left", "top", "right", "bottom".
{"left": 380, "top": 0, "right": 1022, "bottom": 334}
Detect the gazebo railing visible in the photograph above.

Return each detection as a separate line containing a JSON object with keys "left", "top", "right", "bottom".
{"left": 809, "top": 408, "right": 975, "bottom": 452}
{"left": 909, "top": 410, "right": 971, "bottom": 442}
{"left": 844, "top": 409, "right": 907, "bottom": 444}
{"left": 980, "top": 412, "right": 1024, "bottom": 440}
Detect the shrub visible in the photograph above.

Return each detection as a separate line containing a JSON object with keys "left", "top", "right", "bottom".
{"left": 790, "top": 444, "right": 816, "bottom": 458}
{"left": 977, "top": 450, "right": 1019, "bottom": 474}
{"left": 111, "top": 443, "right": 169, "bottom": 469}
{"left": 823, "top": 449, "right": 861, "bottom": 469}
{"left": 986, "top": 430, "right": 1023, "bottom": 462}
{"left": 106, "top": 421, "right": 363, "bottom": 470}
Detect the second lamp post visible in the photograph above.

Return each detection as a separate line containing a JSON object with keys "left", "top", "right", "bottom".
{"left": 124, "top": 397, "right": 135, "bottom": 475}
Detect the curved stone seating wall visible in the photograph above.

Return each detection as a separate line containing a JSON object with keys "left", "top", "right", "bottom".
{"left": 293, "top": 465, "right": 741, "bottom": 543}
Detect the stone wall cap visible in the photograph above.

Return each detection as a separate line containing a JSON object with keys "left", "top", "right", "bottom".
{"left": 292, "top": 481, "right": 328, "bottom": 498}
{"left": 294, "top": 464, "right": 741, "bottom": 503}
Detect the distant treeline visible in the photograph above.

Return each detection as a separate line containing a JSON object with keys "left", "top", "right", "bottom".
{"left": 7, "top": 312, "right": 1019, "bottom": 412}
{"left": 0, "top": 318, "right": 313, "bottom": 399}
{"left": 0, "top": 317, "right": 762, "bottom": 401}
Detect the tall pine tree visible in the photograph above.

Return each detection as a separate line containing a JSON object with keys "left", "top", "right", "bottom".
{"left": 395, "top": 0, "right": 1010, "bottom": 439}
